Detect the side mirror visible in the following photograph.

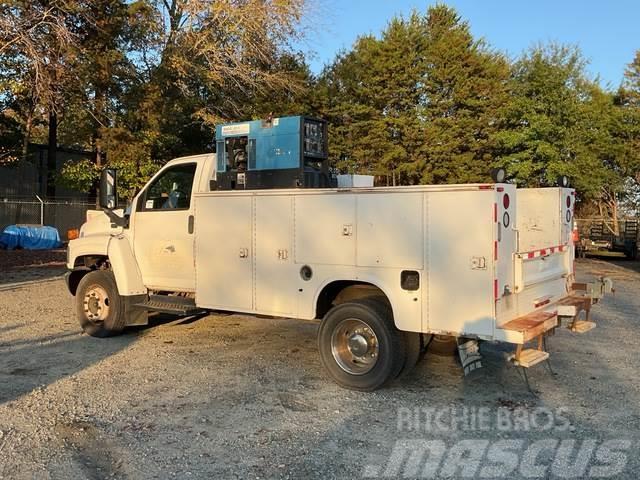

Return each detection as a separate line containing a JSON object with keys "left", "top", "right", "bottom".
{"left": 99, "top": 168, "right": 118, "bottom": 210}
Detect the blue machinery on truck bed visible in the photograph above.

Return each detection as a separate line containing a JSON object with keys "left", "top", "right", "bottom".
{"left": 213, "top": 116, "right": 333, "bottom": 190}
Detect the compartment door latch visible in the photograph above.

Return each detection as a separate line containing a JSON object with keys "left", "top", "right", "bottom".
{"left": 471, "top": 256, "right": 486, "bottom": 270}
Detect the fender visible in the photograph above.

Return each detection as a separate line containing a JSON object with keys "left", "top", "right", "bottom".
{"left": 350, "top": 272, "right": 423, "bottom": 333}
{"left": 66, "top": 235, "right": 109, "bottom": 270}
{"left": 107, "top": 234, "right": 147, "bottom": 296}
{"left": 310, "top": 276, "right": 396, "bottom": 319}
{"left": 309, "top": 273, "right": 422, "bottom": 333}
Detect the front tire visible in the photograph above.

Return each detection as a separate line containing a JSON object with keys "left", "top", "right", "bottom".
{"left": 318, "top": 298, "right": 406, "bottom": 391}
{"left": 76, "top": 270, "right": 126, "bottom": 338}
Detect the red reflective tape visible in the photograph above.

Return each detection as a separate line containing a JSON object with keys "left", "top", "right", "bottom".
{"left": 479, "top": 185, "right": 494, "bottom": 190}
{"left": 494, "top": 279, "right": 499, "bottom": 300}
{"left": 522, "top": 245, "right": 568, "bottom": 258}
{"left": 534, "top": 298, "right": 551, "bottom": 308}
{"left": 497, "top": 186, "right": 504, "bottom": 192}
{"left": 494, "top": 241, "right": 498, "bottom": 260}
{"left": 494, "top": 203, "right": 497, "bottom": 222}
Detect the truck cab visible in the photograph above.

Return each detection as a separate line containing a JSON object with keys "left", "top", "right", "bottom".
{"left": 67, "top": 153, "right": 213, "bottom": 295}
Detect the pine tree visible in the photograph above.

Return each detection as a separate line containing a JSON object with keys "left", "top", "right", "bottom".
{"left": 418, "top": 5, "right": 509, "bottom": 184}
{"left": 319, "top": 5, "right": 509, "bottom": 185}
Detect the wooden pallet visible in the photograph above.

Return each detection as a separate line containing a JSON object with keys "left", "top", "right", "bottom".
{"left": 570, "top": 320, "right": 596, "bottom": 333}
{"left": 558, "top": 294, "right": 592, "bottom": 318}
{"left": 558, "top": 294, "right": 591, "bottom": 311}
{"left": 557, "top": 294, "right": 597, "bottom": 333}
{"left": 509, "top": 349, "right": 549, "bottom": 368}
{"left": 500, "top": 310, "right": 558, "bottom": 343}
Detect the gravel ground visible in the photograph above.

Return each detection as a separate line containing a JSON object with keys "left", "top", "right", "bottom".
{"left": 0, "top": 258, "right": 639, "bottom": 479}
{"left": 0, "top": 249, "right": 66, "bottom": 286}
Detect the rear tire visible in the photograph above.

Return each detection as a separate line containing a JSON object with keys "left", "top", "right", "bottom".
{"left": 398, "top": 332, "right": 422, "bottom": 378}
{"left": 76, "top": 270, "right": 126, "bottom": 338}
{"left": 428, "top": 334, "right": 459, "bottom": 356}
{"left": 318, "top": 298, "right": 406, "bottom": 391}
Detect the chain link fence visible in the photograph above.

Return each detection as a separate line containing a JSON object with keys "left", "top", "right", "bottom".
{"left": 0, "top": 197, "right": 95, "bottom": 242}
{"left": 575, "top": 218, "right": 639, "bottom": 240}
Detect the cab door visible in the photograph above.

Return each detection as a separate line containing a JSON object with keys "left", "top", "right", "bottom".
{"left": 132, "top": 162, "right": 200, "bottom": 291}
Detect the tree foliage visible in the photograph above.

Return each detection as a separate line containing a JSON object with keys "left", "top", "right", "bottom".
{"left": 318, "top": 6, "right": 510, "bottom": 185}
{"left": 1, "top": 2, "right": 639, "bottom": 217}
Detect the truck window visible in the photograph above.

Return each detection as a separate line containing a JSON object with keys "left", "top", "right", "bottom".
{"left": 142, "top": 163, "right": 197, "bottom": 211}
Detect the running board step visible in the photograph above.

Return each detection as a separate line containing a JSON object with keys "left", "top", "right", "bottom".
{"left": 133, "top": 295, "right": 205, "bottom": 316}
{"left": 570, "top": 320, "right": 596, "bottom": 333}
{"left": 508, "top": 349, "right": 549, "bottom": 368}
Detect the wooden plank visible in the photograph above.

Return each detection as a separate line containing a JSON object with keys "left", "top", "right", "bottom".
{"left": 499, "top": 310, "right": 558, "bottom": 344}
{"left": 558, "top": 295, "right": 591, "bottom": 308}
{"left": 509, "top": 349, "right": 549, "bottom": 368}
{"left": 570, "top": 321, "right": 596, "bottom": 333}
{"left": 501, "top": 310, "right": 557, "bottom": 332}
{"left": 522, "top": 316, "right": 558, "bottom": 343}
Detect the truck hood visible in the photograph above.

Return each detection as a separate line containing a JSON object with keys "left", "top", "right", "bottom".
{"left": 80, "top": 209, "right": 125, "bottom": 237}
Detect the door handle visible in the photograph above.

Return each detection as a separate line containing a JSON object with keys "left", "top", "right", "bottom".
{"left": 188, "top": 215, "right": 194, "bottom": 234}
{"left": 239, "top": 248, "right": 249, "bottom": 258}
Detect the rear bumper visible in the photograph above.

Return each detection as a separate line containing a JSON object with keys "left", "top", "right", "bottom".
{"left": 495, "top": 277, "right": 612, "bottom": 344}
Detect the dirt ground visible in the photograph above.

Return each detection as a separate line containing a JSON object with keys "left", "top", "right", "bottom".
{"left": 0, "top": 257, "right": 639, "bottom": 479}
{"left": 0, "top": 249, "right": 66, "bottom": 286}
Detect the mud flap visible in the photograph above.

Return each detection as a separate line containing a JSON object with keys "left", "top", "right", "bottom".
{"left": 123, "top": 294, "right": 149, "bottom": 326}
{"left": 458, "top": 338, "right": 482, "bottom": 375}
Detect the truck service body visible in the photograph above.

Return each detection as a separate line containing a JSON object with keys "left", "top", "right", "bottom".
{"left": 66, "top": 119, "right": 611, "bottom": 391}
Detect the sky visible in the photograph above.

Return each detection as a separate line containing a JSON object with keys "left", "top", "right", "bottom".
{"left": 306, "top": 0, "right": 638, "bottom": 89}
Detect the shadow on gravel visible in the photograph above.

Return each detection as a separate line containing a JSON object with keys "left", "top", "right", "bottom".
{"left": 579, "top": 254, "right": 640, "bottom": 275}
{"left": 0, "top": 323, "right": 23, "bottom": 334}
{"left": 0, "top": 331, "right": 135, "bottom": 405}
{"left": 126, "top": 312, "right": 210, "bottom": 336}
{"left": 0, "top": 311, "right": 212, "bottom": 405}
{"left": 0, "top": 266, "right": 67, "bottom": 286}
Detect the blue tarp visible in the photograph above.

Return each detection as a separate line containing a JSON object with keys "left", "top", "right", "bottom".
{"left": 0, "top": 225, "right": 61, "bottom": 250}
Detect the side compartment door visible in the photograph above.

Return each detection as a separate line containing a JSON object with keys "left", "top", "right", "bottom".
{"left": 195, "top": 195, "right": 253, "bottom": 311}
{"left": 427, "top": 191, "right": 494, "bottom": 337}
{"left": 255, "top": 196, "right": 297, "bottom": 316}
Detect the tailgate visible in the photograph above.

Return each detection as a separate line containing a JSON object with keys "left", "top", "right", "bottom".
{"left": 514, "top": 187, "right": 575, "bottom": 293}
{"left": 514, "top": 245, "right": 571, "bottom": 293}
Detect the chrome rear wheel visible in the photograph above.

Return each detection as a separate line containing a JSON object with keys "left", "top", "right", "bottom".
{"left": 331, "top": 318, "right": 379, "bottom": 375}
{"left": 318, "top": 298, "right": 406, "bottom": 391}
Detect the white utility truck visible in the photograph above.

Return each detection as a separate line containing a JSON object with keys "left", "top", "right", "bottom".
{"left": 66, "top": 117, "right": 611, "bottom": 391}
